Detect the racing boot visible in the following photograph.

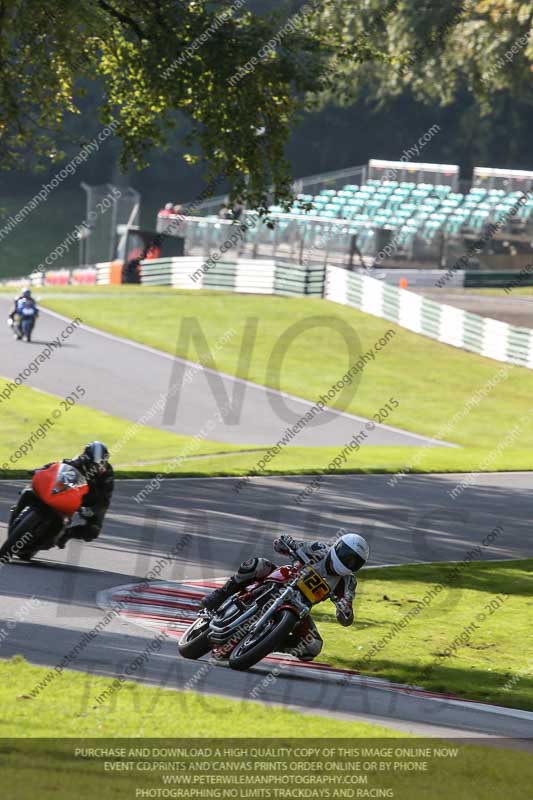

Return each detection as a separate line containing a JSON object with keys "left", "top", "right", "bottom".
{"left": 200, "top": 577, "right": 240, "bottom": 612}
{"left": 54, "top": 530, "right": 71, "bottom": 550}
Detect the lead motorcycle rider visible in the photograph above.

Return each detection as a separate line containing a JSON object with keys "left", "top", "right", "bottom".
{"left": 201, "top": 531, "right": 370, "bottom": 661}
{"left": 8, "top": 288, "right": 39, "bottom": 339}
{"left": 7, "top": 441, "right": 114, "bottom": 551}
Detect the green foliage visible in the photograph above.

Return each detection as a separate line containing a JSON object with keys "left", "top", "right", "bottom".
{"left": 310, "top": 0, "right": 533, "bottom": 113}
{"left": 1, "top": 1, "right": 532, "bottom": 212}
{"left": 0, "top": 0, "right": 331, "bottom": 212}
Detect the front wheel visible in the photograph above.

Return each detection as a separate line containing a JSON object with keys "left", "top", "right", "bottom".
{"left": 0, "top": 508, "right": 42, "bottom": 561}
{"left": 228, "top": 608, "right": 298, "bottom": 671}
{"left": 178, "top": 615, "right": 211, "bottom": 660}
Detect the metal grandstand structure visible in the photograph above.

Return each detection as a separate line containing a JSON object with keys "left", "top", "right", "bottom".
{"left": 156, "top": 161, "right": 533, "bottom": 270}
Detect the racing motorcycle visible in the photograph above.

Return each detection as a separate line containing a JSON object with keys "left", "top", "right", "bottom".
{"left": 9, "top": 304, "right": 38, "bottom": 342}
{"left": 178, "top": 539, "right": 338, "bottom": 671}
{"left": 0, "top": 462, "right": 89, "bottom": 562}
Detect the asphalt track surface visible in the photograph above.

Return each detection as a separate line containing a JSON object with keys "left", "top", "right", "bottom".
{"left": 414, "top": 288, "right": 533, "bottom": 329}
{"left": 1, "top": 473, "right": 532, "bottom": 739}
{"left": 0, "top": 298, "right": 449, "bottom": 448}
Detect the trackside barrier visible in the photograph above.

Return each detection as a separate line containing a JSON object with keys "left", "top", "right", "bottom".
{"left": 324, "top": 265, "right": 533, "bottom": 369}
{"left": 44, "top": 269, "right": 70, "bottom": 286}
{"left": 95, "top": 262, "right": 112, "bottom": 285}
{"left": 137, "top": 257, "right": 533, "bottom": 368}
{"left": 9, "top": 258, "right": 532, "bottom": 369}
{"left": 139, "top": 258, "right": 325, "bottom": 296}
{"left": 464, "top": 270, "right": 533, "bottom": 288}
{"left": 25, "top": 265, "right": 110, "bottom": 287}
{"left": 72, "top": 268, "right": 97, "bottom": 285}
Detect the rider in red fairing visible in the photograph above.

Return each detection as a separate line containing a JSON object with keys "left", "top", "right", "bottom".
{"left": 201, "top": 531, "right": 369, "bottom": 661}
{"left": 8, "top": 442, "right": 114, "bottom": 548}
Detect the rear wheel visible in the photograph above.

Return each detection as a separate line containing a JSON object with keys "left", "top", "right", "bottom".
{"left": 178, "top": 615, "right": 211, "bottom": 660}
{"left": 0, "top": 509, "right": 42, "bottom": 562}
{"left": 22, "top": 321, "right": 33, "bottom": 342}
{"left": 229, "top": 608, "right": 298, "bottom": 671}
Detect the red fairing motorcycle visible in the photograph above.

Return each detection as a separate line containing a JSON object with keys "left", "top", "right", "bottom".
{"left": 0, "top": 462, "right": 89, "bottom": 562}
{"left": 178, "top": 540, "right": 338, "bottom": 671}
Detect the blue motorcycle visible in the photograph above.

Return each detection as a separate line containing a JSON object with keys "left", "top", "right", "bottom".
{"left": 13, "top": 303, "right": 38, "bottom": 342}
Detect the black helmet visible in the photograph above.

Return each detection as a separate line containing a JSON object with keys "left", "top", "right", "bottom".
{"left": 22, "top": 288, "right": 32, "bottom": 298}
{"left": 83, "top": 441, "right": 109, "bottom": 474}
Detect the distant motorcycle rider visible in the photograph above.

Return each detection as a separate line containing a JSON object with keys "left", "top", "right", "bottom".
{"left": 201, "top": 531, "right": 369, "bottom": 661}
{"left": 8, "top": 442, "right": 114, "bottom": 549}
{"left": 9, "top": 288, "right": 38, "bottom": 323}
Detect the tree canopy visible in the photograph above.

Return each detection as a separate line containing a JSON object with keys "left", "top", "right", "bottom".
{"left": 313, "top": 0, "right": 533, "bottom": 110}
{"left": 1, "top": 0, "right": 532, "bottom": 211}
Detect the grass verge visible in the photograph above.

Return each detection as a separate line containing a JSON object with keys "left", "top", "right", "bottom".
{"left": 316, "top": 559, "right": 533, "bottom": 711}
{"left": 36, "top": 287, "right": 533, "bottom": 458}
{"left": 0, "top": 655, "right": 398, "bottom": 738}
{"left": 2, "top": 378, "right": 532, "bottom": 478}
{"left": 117, "top": 445, "right": 533, "bottom": 478}
{"left": 0, "top": 378, "right": 247, "bottom": 478}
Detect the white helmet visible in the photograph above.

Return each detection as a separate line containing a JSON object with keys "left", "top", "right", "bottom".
{"left": 328, "top": 532, "right": 369, "bottom": 576}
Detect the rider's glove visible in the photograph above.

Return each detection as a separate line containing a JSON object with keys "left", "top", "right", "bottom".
{"left": 336, "top": 598, "right": 354, "bottom": 627}
{"left": 274, "top": 534, "right": 297, "bottom": 555}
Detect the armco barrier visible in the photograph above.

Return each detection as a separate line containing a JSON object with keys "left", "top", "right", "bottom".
{"left": 26, "top": 265, "right": 108, "bottom": 287}
{"left": 72, "top": 268, "right": 97, "bottom": 285}
{"left": 44, "top": 269, "right": 70, "bottom": 286}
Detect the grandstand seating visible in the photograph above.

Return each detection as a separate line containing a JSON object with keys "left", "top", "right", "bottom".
{"left": 157, "top": 161, "right": 533, "bottom": 268}
{"left": 276, "top": 177, "right": 533, "bottom": 259}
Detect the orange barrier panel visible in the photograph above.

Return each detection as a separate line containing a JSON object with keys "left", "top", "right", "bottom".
{"left": 109, "top": 261, "right": 123, "bottom": 284}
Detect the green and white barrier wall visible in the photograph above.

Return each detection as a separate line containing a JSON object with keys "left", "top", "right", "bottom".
{"left": 324, "top": 265, "right": 533, "bottom": 369}
{"left": 139, "top": 258, "right": 325, "bottom": 296}
{"left": 23, "top": 257, "right": 533, "bottom": 370}
{"left": 140, "top": 257, "right": 533, "bottom": 370}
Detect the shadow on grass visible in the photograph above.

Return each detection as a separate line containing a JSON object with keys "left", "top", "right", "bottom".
{"left": 364, "top": 559, "right": 533, "bottom": 597}
{"left": 324, "top": 654, "right": 533, "bottom": 712}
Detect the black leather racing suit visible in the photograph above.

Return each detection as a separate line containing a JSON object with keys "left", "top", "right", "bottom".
{"left": 63, "top": 455, "right": 114, "bottom": 540}
{"left": 9, "top": 456, "right": 114, "bottom": 542}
